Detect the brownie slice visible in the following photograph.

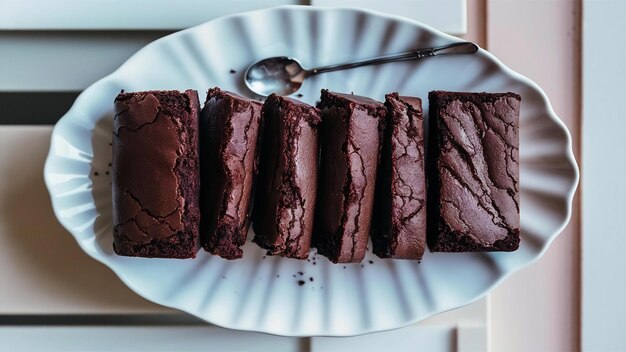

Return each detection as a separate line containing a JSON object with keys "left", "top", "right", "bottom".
{"left": 313, "top": 90, "right": 386, "bottom": 263}
{"left": 427, "top": 91, "right": 521, "bottom": 252}
{"left": 201, "top": 88, "right": 263, "bottom": 259}
{"left": 112, "top": 89, "right": 200, "bottom": 258}
{"left": 372, "top": 93, "right": 426, "bottom": 260}
{"left": 252, "top": 94, "right": 321, "bottom": 259}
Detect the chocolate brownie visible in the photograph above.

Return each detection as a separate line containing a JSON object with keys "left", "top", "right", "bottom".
{"left": 372, "top": 93, "right": 426, "bottom": 260}
{"left": 112, "top": 89, "right": 200, "bottom": 258}
{"left": 201, "top": 88, "right": 263, "bottom": 259}
{"left": 253, "top": 94, "right": 321, "bottom": 259}
{"left": 313, "top": 90, "right": 386, "bottom": 263}
{"left": 427, "top": 91, "right": 521, "bottom": 252}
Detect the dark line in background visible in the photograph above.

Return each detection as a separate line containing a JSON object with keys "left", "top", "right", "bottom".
{"left": 574, "top": 0, "right": 583, "bottom": 351}
{"left": 0, "top": 92, "right": 80, "bottom": 125}
{"left": 0, "top": 30, "right": 173, "bottom": 37}
{"left": 0, "top": 314, "right": 205, "bottom": 326}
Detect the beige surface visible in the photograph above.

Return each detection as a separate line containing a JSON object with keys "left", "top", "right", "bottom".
{"left": 486, "top": 0, "right": 581, "bottom": 351}
{"left": 0, "top": 126, "right": 167, "bottom": 314}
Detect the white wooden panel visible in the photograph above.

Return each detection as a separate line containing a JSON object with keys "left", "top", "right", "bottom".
{"left": 0, "top": 0, "right": 466, "bottom": 33}
{"left": 582, "top": 1, "right": 626, "bottom": 351}
{"left": 419, "top": 296, "right": 487, "bottom": 327}
{"left": 311, "top": 0, "right": 467, "bottom": 34}
{"left": 486, "top": 1, "right": 581, "bottom": 352}
{"left": 0, "top": 3, "right": 467, "bottom": 91}
{"left": 0, "top": 32, "right": 165, "bottom": 91}
{"left": 457, "top": 325, "right": 487, "bottom": 352}
{"left": 311, "top": 326, "right": 454, "bottom": 352}
{"left": 0, "top": 0, "right": 297, "bottom": 30}
{"left": 0, "top": 326, "right": 301, "bottom": 352}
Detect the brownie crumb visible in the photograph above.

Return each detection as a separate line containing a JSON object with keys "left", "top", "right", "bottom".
{"left": 108, "top": 142, "right": 112, "bottom": 146}
{"left": 108, "top": 162, "right": 112, "bottom": 167}
{"left": 360, "top": 264, "right": 364, "bottom": 268}
{"left": 309, "top": 277, "right": 314, "bottom": 282}
{"left": 94, "top": 171, "right": 99, "bottom": 176}
{"left": 312, "top": 262, "right": 316, "bottom": 265}
{"left": 292, "top": 274, "right": 296, "bottom": 278}
{"left": 262, "top": 256, "right": 266, "bottom": 259}
{"left": 297, "top": 271, "right": 303, "bottom": 276}
{"left": 276, "top": 275, "right": 280, "bottom": 278}
{"left": 230, "top": 69, "right": 236, "bottom": 74}
{"left": 296, "top": 93, "right": 303, "bottom": 98}
{"left": 368, "top": 260, "right": 374, "bottom": 264}
{"left": 297, "top": 280, "right": 305, "bottom": 286}
{"left": 343, "top": 266, "right": 347, "bottom": 269}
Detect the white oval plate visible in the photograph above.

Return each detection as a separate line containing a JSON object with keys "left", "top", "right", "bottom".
{"left": 44, "top": 6, "right": 579, "bottom": 336}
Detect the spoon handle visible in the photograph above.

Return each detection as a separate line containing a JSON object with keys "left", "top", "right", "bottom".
{"left": 309, "top": 42, "right": 478, "bottom": 75}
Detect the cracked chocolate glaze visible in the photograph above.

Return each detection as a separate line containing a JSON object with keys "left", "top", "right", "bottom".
{"left": 112, "top": 90, "right": 200, "bottom": 258}
{"left": 427, "top": 91, "right": 520, "bottom": 252}
{"left": 313, "top": 90, "right": 386, "bottom": 263}
{"left": 252, "top": 94, "right": 321, "bottom": 259}
{"left": 372, "top": 93, "right": 426, "bottom": 260}
{"left": 201, "top": 88, "right": 263, "bottom": 259}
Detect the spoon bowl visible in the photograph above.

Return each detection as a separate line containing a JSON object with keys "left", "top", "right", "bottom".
{"left": 244, "top": 56, "right": 307, "bottom": 96}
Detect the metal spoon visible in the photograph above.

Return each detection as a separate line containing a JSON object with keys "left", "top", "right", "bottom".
{"left": 244, "top": 42, "right": 479, "bottom": 97}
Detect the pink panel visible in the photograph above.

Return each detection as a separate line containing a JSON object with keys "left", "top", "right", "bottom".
{"left": 487, "top": 1, "right": 581, "bottom": 351}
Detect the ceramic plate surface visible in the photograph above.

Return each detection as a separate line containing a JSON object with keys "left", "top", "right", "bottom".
{"left": 44, "top": 6, "right": 579, "bottom": 336}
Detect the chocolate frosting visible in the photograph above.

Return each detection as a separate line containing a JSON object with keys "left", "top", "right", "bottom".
{"left": 372, "top": 93, "right": 426, "bottom": 260}
{"left": 253, "top": 94, "right": 321, "bottom": 259}
{"left": 314, "top": 90, "right": 386, "bottom": 263}
{"left": 428, "top": 91, "right": 520, "bottom": 251}
{"left": 112, "top": 89, "right": 200, "bottom": 257}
